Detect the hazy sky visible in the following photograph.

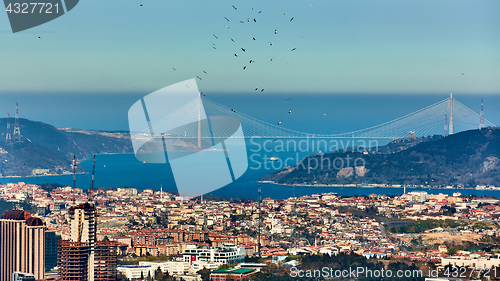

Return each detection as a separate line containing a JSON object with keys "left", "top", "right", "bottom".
{"left": 0, "top": 0, "right": 499, "bottom": 94}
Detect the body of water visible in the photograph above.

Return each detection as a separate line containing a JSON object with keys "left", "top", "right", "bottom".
{"left": 3, "top": 141, "right": 500, "bottom": 200}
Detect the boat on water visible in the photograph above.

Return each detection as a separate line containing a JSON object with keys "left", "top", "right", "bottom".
{"left": 357, "top": 183, "right": 378, "bottom": 188}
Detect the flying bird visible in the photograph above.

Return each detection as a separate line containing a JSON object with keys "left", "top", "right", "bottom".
{"left": 278, "top": 121, "right": 282, "bottom": 125}
{"left": 269, "top": 42, "right": 272, "bottom": 46}
{"left": 258, "top": 11, "right": 261, "bottom": 14}
{"left": 274, "top": 29, "right": 277, "bottom": 34}
{"left": 299, "top": 35, "right": 305, "bottom": 38}
{"left": 231, "top": 38, "right": 235, "bottom": 42}
{"left": 284, "top": 11, "right": 288, "bottom": 15}
{"left": 287, "top": 61, "right": 292, "bottom": 64}
{"left": 291, "top": 48, "right": 296, "bottom": 51}
{"left": 243, "top": 66, "right": 246, "bottom": 70}
{"left": 213, "top": 34, "right": 218, "bottom": 39}
{"left": 253, "top": 37, "right": 256, "bottom": 40}
{"left": 200, "top": 92, "right": 205, "bottom": 96}
{"left": 172, "top": 68, "right": 177, "bottom": 71}
{"left": 241, "top": 48, "right": 246, "bottom": 52}
{"left": 249, "top": 60, "right": 254, "bottom": 63}
{"left": 285, "top": 98, "right": 291, "bottom": 100}
{"left": 268, "top": 58, "right": 273, "bottom": 61}
{"left": 255, "top": 88, "right": 258, "bottom": 91}
{"left": 253, "top": 18, "right": 257, "bottom": 22}
{"left": 288, "top": 110, "right": 292, "bottom": 113}
{"left": 240, "top": 21, "right": 244, "bottom": 23}
{"left": 234, "top": 54, "right": 238, "bottom": 57}
{"left": 247, "top": 18, "right": 250, "bottom": 22}
{"left": 231, "top": 108, "right": 236, "bottom": 112}
{"left": 232, "top": 5, "right": 237, "bottom": 10}
{"left": 323, "top": 113, "right": 327, "bottom": 116}
{"left": 203, "top": 70, "right": 207, "bottom": 74}
{"left": 197, "top": 76, "right": 202, "bottom": 80}
{"left": 225, "top": 25, "right": 229, "bottom": 29}
{"left": 261, "top": 89, "right": 264, "bottom": 92}
{"left": 250, "top": 6, "right": 253, "bottom": 10}
{"left": 224, "top": 17, "right": 229, "bottom": 21}
{"left": 461, "top": 73, "right": 464, "bottom": 75}
{"left": 290, "top": 17, "right": 294, "bottom": 21}
{"left": 213, "top": 46, "right": 216, "bottom": 49}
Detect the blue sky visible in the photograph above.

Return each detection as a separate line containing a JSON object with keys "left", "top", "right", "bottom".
{"left": 0, "top": 0, "right": 499, "bottom": 94}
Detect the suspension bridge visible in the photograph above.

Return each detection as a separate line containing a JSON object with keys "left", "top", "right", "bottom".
{"left": 141, "top": 93, "right": 493, "bottom": 140}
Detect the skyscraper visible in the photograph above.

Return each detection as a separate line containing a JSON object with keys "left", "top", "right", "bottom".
{"left": 58, "top": 202, "right": 96, "bottom": 281}
{"left": 0, "top": 210, "right": 45, "bottom": 281}
{"left": 45, "top": 231, "right": 61, "bottom": 271}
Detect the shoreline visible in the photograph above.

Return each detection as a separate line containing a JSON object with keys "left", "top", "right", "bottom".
{"left": 257, "top": 181, "right": 483, "bottom": 190}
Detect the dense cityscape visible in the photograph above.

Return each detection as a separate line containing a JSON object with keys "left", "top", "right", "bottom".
{"left": 2, "top": 180, "right": 500, "bottom": 280}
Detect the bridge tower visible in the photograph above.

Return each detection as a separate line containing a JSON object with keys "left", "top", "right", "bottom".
{"left": 444, "top": 115, "right": 448, "bottom": 137}
{"left": 198, "top": 93, "right": 201, "bottom": 148}
{"left": 13, "top": 102, "right": 21, "bottom": 141}
{"left": 5, "top": 114, "right": 11, "bottom": 145}
{"left": 480, "top": 98, "right": 485, "bottom": 130}
{"left": 449, "top": 94, "right": 453, "bottom": 135}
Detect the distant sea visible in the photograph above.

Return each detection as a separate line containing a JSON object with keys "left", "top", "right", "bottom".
{"left": 1, "top": 93, "right": 500, "bottom": 200}
{"left": 3, "top": 143, "right": 500, "bottom": 200}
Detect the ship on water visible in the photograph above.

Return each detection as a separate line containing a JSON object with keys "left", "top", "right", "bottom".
{"left": 357, "top": 183, "right": 378, "bottom": 188}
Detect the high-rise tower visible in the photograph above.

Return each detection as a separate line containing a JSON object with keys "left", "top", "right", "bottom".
{"left": 0, "top": 210, "right": 45, "bottom": 281}
{"left": 13, "top": 102, "right": 21, "bottom": 142}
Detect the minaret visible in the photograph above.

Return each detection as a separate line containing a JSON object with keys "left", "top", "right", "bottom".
{"left": 160, "top": 184, "right": 163, "bottom": 201}
{"left": 5, "top": 113, "right": 11, "bottom": 145}
{"left": 13, "top": 102, "right": 21, "bottom": 141}
{"left": 449, "top": 94, "right": 453, "bottom": 135}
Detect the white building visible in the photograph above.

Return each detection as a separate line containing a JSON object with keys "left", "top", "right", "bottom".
{"left": 139, "top": 260, "right": 220, "bottom": 275}
{"left": 183, "top": 244, "right": 245, "bottom": 265}
{"left": 117, "top": 265, "right": 154, "bottom": 280}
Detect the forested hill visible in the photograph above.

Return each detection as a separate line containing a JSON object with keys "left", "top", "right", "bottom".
{"left": 261, "top": 127, "right": 500, "bottom": 187}
{"left": 0, "top": 118, "right": 133, "bottom": 177}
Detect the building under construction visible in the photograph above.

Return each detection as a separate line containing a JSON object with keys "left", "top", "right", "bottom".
{"left": 57, "top": 241, "right": 91, "bottom": 281}
{"left": 94, "top": 241, "right": 118, "bottom": 281}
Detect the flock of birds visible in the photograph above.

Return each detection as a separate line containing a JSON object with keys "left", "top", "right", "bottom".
{"left": 150, "top": 3, "right": 324, "bottom": 126}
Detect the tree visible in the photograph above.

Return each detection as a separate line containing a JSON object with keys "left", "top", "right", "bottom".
{"left": 197, "top": 267, "right": 211, "bottom": 281}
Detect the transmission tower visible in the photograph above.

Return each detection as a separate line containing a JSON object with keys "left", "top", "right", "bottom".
{"left": 13, "top": 102, "right": 21, "bottom": 141}
{"left": 5, "top": 114, "right": 11, "bottom": 145}
{"left": 480, "top": 98, "right": 485, "bottom": 130}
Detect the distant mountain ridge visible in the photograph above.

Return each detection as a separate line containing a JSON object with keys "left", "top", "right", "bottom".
{"left": 261, "top": 128, "right": 500, "bottom": 187}
{"left": 0, "top": 118, "right": 133, "bottom": 177}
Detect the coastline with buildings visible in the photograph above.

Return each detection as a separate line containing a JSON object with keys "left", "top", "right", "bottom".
{"left": 3, "top": 181, "right": 500, "bottom": 280}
